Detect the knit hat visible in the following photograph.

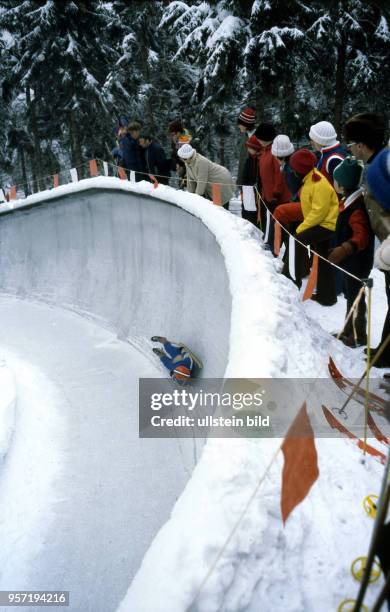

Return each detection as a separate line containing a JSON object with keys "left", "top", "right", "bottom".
{"left": 255, "top": 123, "right": 276, "bottom": 142}
{"left": 245, "top": 134, "right": 262, "bottom": 152}
{"left": 367, "top": 148, "right": 390, "bottom": 211}
{"left": 344, "top": 113, "right": 386, "bottom": 151}
{"left": 271, "top": 135, "right": 295, "bottom": 158}
{"left": 289, "top": 149, "right": 318, "bottom": 176}
{"left": 333, "top": 157, "right": 364, "bottom": 191}
{"left": 309, "top": 121, "right": 338, "bottom": 147}
{"left": 177, "top": 143, "right": 195, "bottom": 159}
{"left": 238, "top": 107, "right": 256, "bottom": 128}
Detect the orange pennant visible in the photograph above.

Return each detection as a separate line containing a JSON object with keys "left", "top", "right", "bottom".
{"left": 53, "top": 174, "right": 59, "bottom": 188}
{"left": 149, "top": 174, "right": 159, "bottom": 189}
{"left": 274, "top": 222, "right": 282, "bottom": 256}
{"left": 9, "top": 186, "right": 17, "bottom": 200}
{"left": 89, "top": 159, "right": 98, "bottom": 177}
{"left": 118, "top": 167, "right": 127, "bottom": 180}
{"left": 211, "top": 183, "right": 222, "bottom": 206}
{"left": 281, "top": 402, "right": 319, "bottom": 524}
{"left": 302, "top": 253, "right": 319, "bottom": 301}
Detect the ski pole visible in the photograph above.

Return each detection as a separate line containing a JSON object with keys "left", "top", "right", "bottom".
{"left": 353, "top": 449, "right": 390, "bottom": 611}
{"left": 371, "top": 569, "right": 390, "bottom": 612}
{"left": 337, "top": 331, "right": 390, "bottom": 417}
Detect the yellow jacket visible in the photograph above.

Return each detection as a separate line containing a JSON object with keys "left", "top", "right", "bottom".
{"left": 296, "top": 169, "right": 339, "bottom": 234}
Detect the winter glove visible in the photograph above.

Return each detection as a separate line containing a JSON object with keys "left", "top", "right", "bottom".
{"left": 328, "top": 241, "right": 354, "bottom": 265}
{"left": 374, "top": 235, "right": 390, "bottom": 271}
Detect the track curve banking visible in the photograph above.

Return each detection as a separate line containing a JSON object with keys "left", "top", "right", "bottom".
{"left": 0, "top": 186, "right": 231, "bottom": 611}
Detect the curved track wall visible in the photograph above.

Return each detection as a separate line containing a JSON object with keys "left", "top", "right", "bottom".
{"left": 0, "top": 188, "right": 231, "bottom": 376}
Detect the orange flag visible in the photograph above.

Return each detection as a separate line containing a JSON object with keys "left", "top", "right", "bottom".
{"left": 274, "top": 222, "right": 282, "bottom": 256}
{"left": 281, "top": 402, "right": 319, "bottom": 524}
{"left": 53, "top": 174, "right": 59, "bottom": 188}
{"left": 149, "top": 174, "right": 159, "bottom": 189}
{"left": 9, "top": 186, "right": 17, "bottom": 200}
{"left": 118, "top": 167, "right": 127, "bottom": 180}
{"left": 89, "top": 159, "right": 98, "bottom": 177}
{"left": 211, "top": 183, "right": 222, "bottom": 205}
{"left": 302, "top": 253, "right": 319, "bottom": 301}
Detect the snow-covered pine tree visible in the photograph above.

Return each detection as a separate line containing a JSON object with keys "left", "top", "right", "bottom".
{"left": 306, "top": 0, "right": 390, "bottom": 131}
{"left": 0, "top": 0, "right": 119, "bottom": 182}
{"left": 160, "top": 0, "right": 248, "bottom": 165}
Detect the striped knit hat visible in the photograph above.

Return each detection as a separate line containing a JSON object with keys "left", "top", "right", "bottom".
{"left": 238, "top": 107, "right": 256, "bottom": 128}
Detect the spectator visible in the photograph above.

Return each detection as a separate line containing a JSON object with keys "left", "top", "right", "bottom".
{"left": 345, "top": 113, "right": 389, "bottom": 367}
{"left": 139, "top": 133, "right": 171, "bottom": 185}
{"left": 177, "top": 144, "right": 235, "bottom": 209}
{"left": 309, "top": 120, "right": 346, "bottom": 185}
{"left": 255, "top": 122, "right": 291, "bottom": 251}
{"left": 330, "top": 157, "right": 374, "bottom": 347}
{"left": 237, "top": 107, "right": 257, "bottom": 188}
{"left": 118, "top": 121, "right": 146, "bottom": 181}
{"left": 289, "top": 149, "right": 339, "bottom": 306}
{"left": 167, "top": 119, "right": 193, "bottom": 187}
{"left": 272, "top": 135, "right": 298, "bottom": 199}
{"left": 241, "top": 134, "right": 262, "bottom": 226}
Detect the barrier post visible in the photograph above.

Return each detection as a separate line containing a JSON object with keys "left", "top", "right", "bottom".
{"left": 211, "top": 183, "right": 222, "bottom": 206}
{"left": 118, "top": 167, "right": 127, "bottom": 180}
{"left": 274, "top": 222, "right": 282, "bottom": 256}
{"left": 89, "top": 159, "right": 99, "bottom": 177}
{"left": 53, "top": 174, "right": 59, "bottom": 188}
{"left": 302, "top": 254, "right": 319, "bottom": 301}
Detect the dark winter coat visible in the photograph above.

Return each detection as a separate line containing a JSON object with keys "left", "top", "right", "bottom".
{"left": 119, "top": 134, "right": 146, "bottom": 174}
{"left": 242, "top": 155, "right": 260, "bottom": 187}
{"left": 334, "top": 191, "right": 374, "bottom": 277}
{"left": 144, "top": 141, "right": 171, "bottom": 184}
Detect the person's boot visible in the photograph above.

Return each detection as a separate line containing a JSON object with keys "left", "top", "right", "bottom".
{"left": 151, "top": 336, "right": 167, "bottom": 343}
{"left": 152, "top": 348, "right": 165, "bottom": 357}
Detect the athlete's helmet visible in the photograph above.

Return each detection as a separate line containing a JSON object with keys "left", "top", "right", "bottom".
{"left": 172, "top": 365, "right": 191, "bottom": 382}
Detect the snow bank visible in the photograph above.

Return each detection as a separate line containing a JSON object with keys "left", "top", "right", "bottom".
{"left": 1, "top": 177, "right": 386, "bottom": 611}
{"left": 0, "top": 360, "right": 16, "bottom": 463}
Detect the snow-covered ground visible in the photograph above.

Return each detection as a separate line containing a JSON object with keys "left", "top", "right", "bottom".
{"left": 0, "top": 178, "right": 388, "bottom": 612}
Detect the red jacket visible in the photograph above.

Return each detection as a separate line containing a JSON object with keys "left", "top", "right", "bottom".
{"left": 258, "top": 145, "right": 291, "bottom": 206}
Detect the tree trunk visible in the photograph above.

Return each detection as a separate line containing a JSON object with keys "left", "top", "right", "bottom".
{"left": 18, "top": 146, "right": 29, "bottom": 197}
{"left": 69, "top": 110, "right": 83, "bottom": 175}
{"left": 334, "top": 40, "right": 346, "bottom": 134}
{"left": 27, "top": 86, "right": 43, "bottom": 191}
{"left": 219, "top": 131, "right": 225, "bottom": 167}
{"left": 26, "top": 87, "right": 38, "bottom": 193}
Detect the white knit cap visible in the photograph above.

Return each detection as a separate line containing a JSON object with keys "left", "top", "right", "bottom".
{"left": 178, "top": 144, "right": 195, "bottom": 159}
{"left": 309, "top": 121, "right": 338, "bottom": 146}
{"left": 271, "top": 135, "right": 295, "bottom": 157}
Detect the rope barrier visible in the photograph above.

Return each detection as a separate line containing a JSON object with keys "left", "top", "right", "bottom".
{"left": 254, "top": 186, "right": 366, "bottom": 285}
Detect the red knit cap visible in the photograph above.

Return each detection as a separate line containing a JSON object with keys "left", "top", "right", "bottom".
{"left": 245, "top": 134, "right": 262, "bottom": 152}
{"left": 289, "top": 149, "right": 318, "bottom": 176}
{"left": 238, "top": 107, "right": 256, "bottom": 127}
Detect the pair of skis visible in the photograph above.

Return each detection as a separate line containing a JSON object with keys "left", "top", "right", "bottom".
{"left": 324, "top": 357, "right": 388, "bottom": 465}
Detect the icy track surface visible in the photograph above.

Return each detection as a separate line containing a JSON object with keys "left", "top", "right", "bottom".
{"left": 0, "top": 178, "right": 386, "bottom": 612}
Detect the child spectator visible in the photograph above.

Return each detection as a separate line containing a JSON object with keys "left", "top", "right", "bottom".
{"left": 241, "top": 134, "right": 262, "bottom": 226}
{"left": 330, "top": 157, "right": 374, "bottom": 347}
{"left": 309, "top": 121, "right": 346, "bottom": 185}
{"left": 255, "top": 123, "right": 291, "bottom": 250}
{"left": 237, "top": 107, "right": 257, "bottom": 188}
{"left": 289, "top": 149, "right": 339, "bottom": 306}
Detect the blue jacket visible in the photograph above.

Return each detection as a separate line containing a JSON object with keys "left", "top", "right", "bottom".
{"left": 119, "top": 134, "right": 146, "bottom": 174}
